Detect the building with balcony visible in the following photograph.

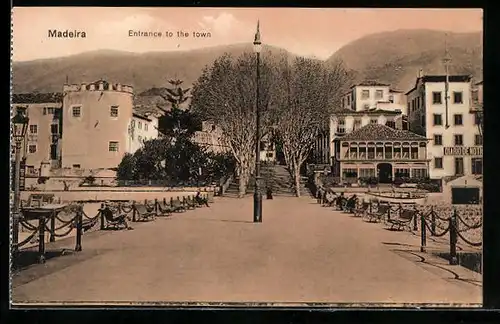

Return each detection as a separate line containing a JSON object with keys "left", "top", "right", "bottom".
{"left": 338, "top": 123, "right": 429, "bottom": 183}
{"left": 406, "top": 74, "right": 482, "bottom": 180}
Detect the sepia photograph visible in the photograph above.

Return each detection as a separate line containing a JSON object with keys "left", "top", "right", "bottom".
{"left": 10, "top": 7, "right": 483, "bottom": 307}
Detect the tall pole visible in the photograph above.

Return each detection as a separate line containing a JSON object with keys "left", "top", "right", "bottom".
{"left": 444, "top": 34, "right": 451, "bottom": 129}
{"left": 253, "top": 21, "right": 262, "bottom": 223}
{"left": 12, "top": 140, "right": 22, "bottom": 253}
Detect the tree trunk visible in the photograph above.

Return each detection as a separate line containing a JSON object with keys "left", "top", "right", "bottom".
{"left": 238, "top": 173, "right": 247, "bottom": 198}
{"left": 292, "top": 159, "right": 302, "bottom": 197}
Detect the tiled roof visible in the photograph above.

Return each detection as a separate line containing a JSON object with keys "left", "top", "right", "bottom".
{"left": 341, "top": 123, "right": 427, "bottom": 142}
{"left": 406, "top": 75, "right": 472, "bottom": 94}
{"left": 351, "top": 80, "right": 390, "bottom": 88}
{"left": 12, "top": 92, "right": 63, "bottom": 104}
{"left": 334, "top": 108, "right": 401, "bottom": 116}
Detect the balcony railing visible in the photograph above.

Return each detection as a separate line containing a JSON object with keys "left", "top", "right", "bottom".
{"left": 340, "top": 151, "right": 422, "bottom": 160}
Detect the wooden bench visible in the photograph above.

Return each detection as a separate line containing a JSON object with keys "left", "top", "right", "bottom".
{"left": 365, "top": 204, "right": 390, "bottom": 223}
{"left": 171, "top": 199, "right": 186, "bottom": 213}
{"left": 157, "top": 199, "right": 174, "bottom": 216}
{"left": 133, "top": 204, "right": 156, "bottom": 222}
{"left": 184, "top": 196, "right": 196, "bottom": 210}
{"left": 354, "top": 201, "right": 370, "bottom": 217}
{"left": 387, "top": 209, "right": 416, "bottom": 231}
{"left": 101, "top": 206, "right": 131, "bottom": 230}
{"left": 195, "top": 194, "right": 209, "bottom": 207}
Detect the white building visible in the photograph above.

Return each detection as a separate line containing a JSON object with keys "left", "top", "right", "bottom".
{"left": 128, "top": 112, "right": 159, "bottom": 153}
{"left": 192, "top": 121, "right": 230, "bottom": 154}
{"left": 341, "top": 81, "right": 407, "bottom": 115}
{"left": 406, "top": 74, "right": 482, "bottom": 180}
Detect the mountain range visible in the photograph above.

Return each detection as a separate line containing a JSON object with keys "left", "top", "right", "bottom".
{"left": 12, "top": 29, "right": 482, "bottom": 96}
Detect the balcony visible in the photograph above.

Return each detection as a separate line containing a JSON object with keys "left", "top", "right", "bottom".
{"left": 340, "top": 150, "right": 423, "bottom": 161}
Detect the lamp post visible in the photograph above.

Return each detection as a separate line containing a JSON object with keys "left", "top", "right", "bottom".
{"left": 253, "top": 21, "right": 263, "bottom": 223}
{"left": 11, "top": 110, "right": 29, "bottom": 254}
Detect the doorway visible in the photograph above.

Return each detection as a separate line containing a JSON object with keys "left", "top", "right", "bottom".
{"left": 377, "top": 163, "right": 393, "bottom": 184}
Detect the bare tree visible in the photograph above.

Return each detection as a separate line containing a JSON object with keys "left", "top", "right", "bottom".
{"left": 274, "top": 56, "right": 348, "bottom": 197}
{"left": 190, "top": 52, "right": 276, "bottom": 197}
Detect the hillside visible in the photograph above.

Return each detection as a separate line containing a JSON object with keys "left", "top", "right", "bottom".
{"left": 328, "top": 29, "right": 483, "bottom": 92}
{"left": 12, "top": 43, "right": 294, "bottom": 93}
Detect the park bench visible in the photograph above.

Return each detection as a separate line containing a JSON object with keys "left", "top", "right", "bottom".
{"left": 354, "top": 201, "right": 370, "bottom": 217}
{"left": 195, "top": 194, "right": 209, "bottom": 207}
{"left": 157, "top": 199, "right": 174, "bottom": 216}
{"left": 365, "top": 204, "right": 390, "bottom": 223}
{"left": 133, "top": 204, "right": 156, "bottom": 222}
{"left": 323, "top": 193, "right": 337, "bottom": 207}
{"left": 387, "top": 209, "right": 416, "bottom": 231}
{"left": 343, "top": 197, "right": 358, "bottom": 213}
{"left": 171, "top": 198, "right": 186, "bottom": 213}
{"left": 184, "top": 196, "right": 197, "bottom": 210}
{"left": 101, "top": 206, "right": 131, "bottom": 230}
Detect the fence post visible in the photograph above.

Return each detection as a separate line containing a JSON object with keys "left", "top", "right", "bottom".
{"left": 50, "top": 210, "right": 56, "bottom": 242}
{"left": 75, "top": 205, "right": 83, "bottom": 252}
{"left": 100, "top": 203, "right": 105, "bottom": 230}
{"left": 170, "top": 197, "right": 174, "bottom": 206}
{"left": 132, "top": 202, "right": 137, "bottom": 222}
{"left": 399, "top": 204, "right": 402, "bottom": 218}
{"left": 449, "top": 209, "right": 458, "bottom": 265}
{"left": 387, "top": 207, "right": 391, "bottom": 222}
{"left": 154, "top": 198, "right": 158, "bottom": 215}
{"left": 431, "top": 206, "right": 436, "bottom": 236}
{"left": 369, "top": 202, "right": 372, "bottom": 214}
{"left": 163, "top": 198, "right": 167, "bottom": 206}
{"left": 38, "top": 214, "right": 46, "bottom": 264}
{"left": 144, "top": 199, "right": 147, "bottom": 206}
{"left": 420, "top": 214, "right": 427, "bottom": 252}
{"left": 413, "top": 209, "right": 418, "bottom": 231}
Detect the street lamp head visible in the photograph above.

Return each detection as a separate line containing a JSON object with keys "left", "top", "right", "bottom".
{"left": 253, "top": 19, "right": 262, "bottom": 53}
{"left": 11, "top": 110, "right": 29, "bottom": 142}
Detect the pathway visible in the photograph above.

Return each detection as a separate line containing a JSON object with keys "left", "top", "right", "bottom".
{"left": 12, "top": 196, "right": 481, "bottom": 306}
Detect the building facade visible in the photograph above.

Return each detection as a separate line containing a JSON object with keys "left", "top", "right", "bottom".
{"left": 12, "top": 80, "right": 160, "bottom": 173}
{"left": 406, "top": 75, "right": 482, "bottom": 180}
{"left": 192, "top": 121, "right": 230, "bottom": 154}
{"left": 341, "top": 81, "right": 407, "bottom": 114}
{"left": 338, "top": 124, "right": 429, "bottom": 183}
{"left": 12, "top": 93, "right": 64, "bottom": 177}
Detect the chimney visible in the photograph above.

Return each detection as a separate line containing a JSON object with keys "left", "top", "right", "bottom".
{"left": 81, "top": 83, "right": 87, "bottom": 91}
{"left": 98, "top": 82, "right": 104, "bottom": 91}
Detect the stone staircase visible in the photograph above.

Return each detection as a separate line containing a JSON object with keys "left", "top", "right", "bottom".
{"left": 224, "top": 164, "right": 311, "bottom": 197}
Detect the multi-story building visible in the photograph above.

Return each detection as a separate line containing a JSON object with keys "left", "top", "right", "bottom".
{"left": 12, "top": 93, "right": 64, "bottom": 177}
{"left": 12, "top": 80, "right": 159, "bottom": 173}
{"left": 192, "top": 121, "right": 230, "bottom": 154}
{"left": 338, "top": 123, "right": 429, "bottom": 183}
{"left": 341, "top": 81, "right": 407, "bottom": 114}
{"left": 406, "top": 74, "right": 482, "bottom": 180}
{"left": 128, "top": 112, "right": 160, "bottom": 153}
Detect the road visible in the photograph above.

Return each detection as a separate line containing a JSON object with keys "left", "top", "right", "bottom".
{"left": 12, "top": 196, "right": 481, "bottom": 306}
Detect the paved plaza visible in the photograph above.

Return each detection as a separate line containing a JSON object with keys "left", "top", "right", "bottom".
{"left": 12, "top": 196, "right": 481, "bottom": 306}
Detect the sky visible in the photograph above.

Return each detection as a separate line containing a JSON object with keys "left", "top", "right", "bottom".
{"left": 12, "top": 7, "right": 482, "bottom": 62}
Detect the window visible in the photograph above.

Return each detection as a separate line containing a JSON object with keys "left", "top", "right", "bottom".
{"left": 411, "top": 169, "right": 427, "bottom": 178}
{"left": 434, "top": 157, "right": 443, "bottom": 169}
{"left": 454, "top": 134, "right": 463, "bottom": 146}
{"left": 28, "top": 144, "right": 37, "bottom": 154}
{"left": 471, "top": 158, "right": 483, "bottom": 175}
{"left": 386, "top": 121, "right": 396, "bottom": 129}
{"left": 110, "top": 106, "right": 119, "bottom": 117}
{"left": 375, "top": 90, "right": 383, "bottom": 99}
{"left": 73, "top": 164, "right": 81, "bottom": 169}
{"left": 433, "top": 114, "right": 442, "bottom": 126}
{"left": 453, "top": 91, "right": 463, "bottom": 104}
{"left": 454, "top": 114, "right": 463, "bottom": 126}
{"left": 50, "top": 144, "right": 57, "bottom": 160}
{"left": 454, "top": 157, "right": 464, "bottom": 175}
{"left": 370, "top": 118, "right": 378, "bottom": 124}
{"left": 395, "top": 168, "right": 410, "bottom": 178}
{"left": 389, "top": 95, "right": 394, "bottom": 103}
{"left": 353, "top": 119, "right": 362, "bottom": 130}
{"left": 337, "top": 118, "right": 345, "bottom": 134}
{"left": 266, "top": 152, "right": 274, "bottom": 158}
{"left": 50, "top": 124, "right": 58, "bottom": 134}
{"left": 474, "top": 134, "right": 483, "bottom": 146}
{"left": 29, "top": 124, "right": 38, "bottom": 134}
{"left": 138, "top": 135, "right": 142, "bottom": 142}
{"left": 72, "top": 106, "right": 81, "bottom": 117}
{"left": 407, "top": 103, "right": 410, "bottom": 113}
{"left": 361, "top": 90, "right": 370, "bottom": 99}
{"left": 342, "top": 168, "right": 358, "bottom": 178}
{"left": 433, "top": 134, "right": 443, "bottom": 146}
{"left": 131, "top": 120, "right": 136, "bottom": 128}
{"left": 474, "top": 113, "right": 481, "bottom": 125}
{"left": 145, "top": 123, "right": 149, "bottom": 131}
{"left": 26, "top": 166, "right": 35, "bottom": 175}
{"left": 138, "top": 122, "right": 142, "bottom": 129}
{"left": 359, "top": 168, "right": 375, "bottom": 177}
{"left": 432, "top": 92, "right": 442, "bottom": 104}
{"left": 471, "top": 90, "right": 479, "bottom": 102}
{"left": 416, "top": 97, "right": 420, "bottom": 109}
{"left": 347, "top": 96, "right": 351, "bottom": 105}
{"left": 43, "top": 107, "right": 47, "bottom": 115}
{"left": 108, "top": 141, "right": 119, "bottom": 152}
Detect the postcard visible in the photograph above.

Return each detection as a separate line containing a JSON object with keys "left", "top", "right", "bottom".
{"left": 10, "top": 7, "right": 483, "bottom": 307}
